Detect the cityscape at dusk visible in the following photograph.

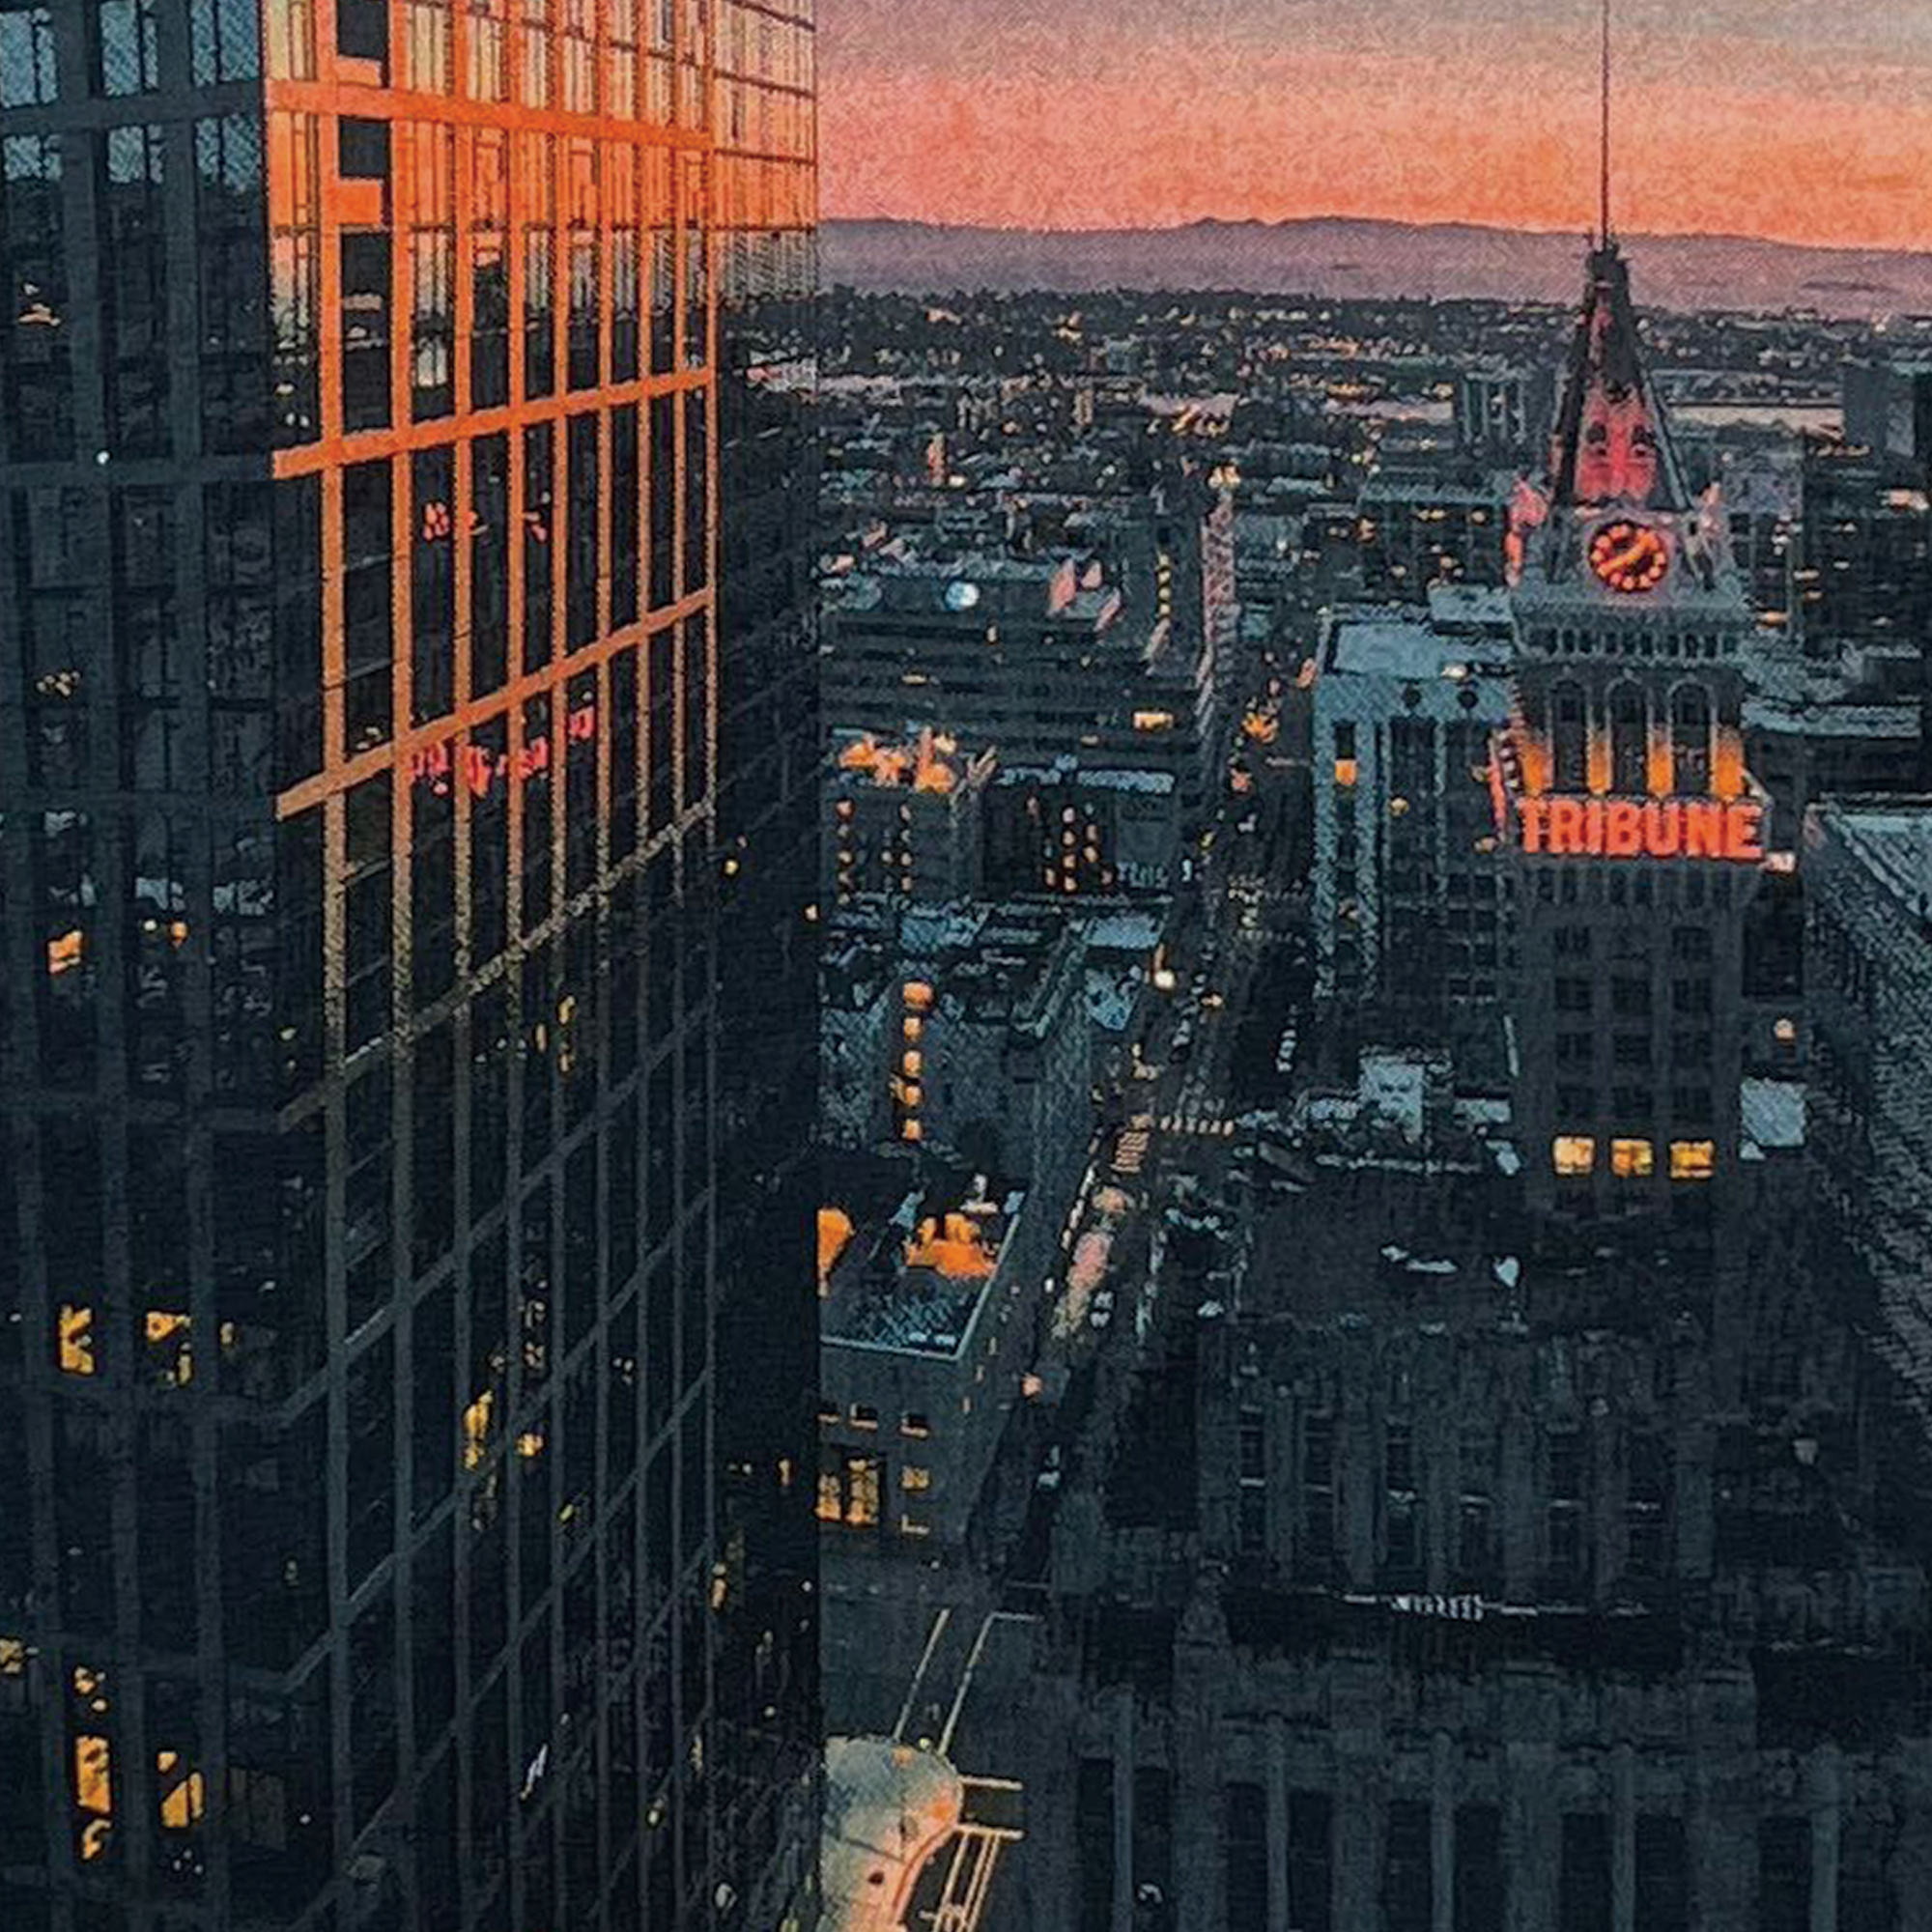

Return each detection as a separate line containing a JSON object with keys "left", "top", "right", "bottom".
{"left": 5, "top": 3, "right": 1932, "bottom": 1931}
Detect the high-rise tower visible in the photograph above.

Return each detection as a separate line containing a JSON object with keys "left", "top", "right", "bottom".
{"left": 710, "top": 0, "right": 823, "bottom": 1922}
{"left": 1493, "top": 237, "right": 1768, "bottom": 1224}
{"left": 0, "top": 4, "right": 802, "bottom": 1927}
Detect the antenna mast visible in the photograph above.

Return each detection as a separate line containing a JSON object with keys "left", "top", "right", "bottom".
{"left": 1599, "top": 0, "right": 1612, "bottom": 244}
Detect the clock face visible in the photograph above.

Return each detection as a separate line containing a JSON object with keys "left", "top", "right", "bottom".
{"left": 1589, "top": 518, "right": 1670, "bottom": 595}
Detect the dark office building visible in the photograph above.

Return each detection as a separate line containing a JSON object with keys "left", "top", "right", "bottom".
{"left": 0, "top": 5, "right": 812, "bottom": 1930}
{"left": 1795, "top": 436, "right": 1932, "bottom": 663}
{"left": 709, "top": 0, "right": 823, "bottom": 1923}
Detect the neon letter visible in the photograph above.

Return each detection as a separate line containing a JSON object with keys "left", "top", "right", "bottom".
{"left": 1684, "top": 800, "right": 1723, "bottom": 859}
{"left": 1518, "top": 797, "right": 1549, "bottom": 854}
{"left": 1605, "top": 801, "right": 1642, "bottom": 857}
{"left": 1642, "top": 800, "right": 1681, "bottom": 858}
{"left": 1548, "top": 799, "right": 1586, "bottom": 854}
{"left": 1724, "top": 802, "right": 1764, "bottom": 862}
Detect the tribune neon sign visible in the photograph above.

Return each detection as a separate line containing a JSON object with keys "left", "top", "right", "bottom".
{"left": 1516, "top": 795, "right": 1764, "bottom": 863}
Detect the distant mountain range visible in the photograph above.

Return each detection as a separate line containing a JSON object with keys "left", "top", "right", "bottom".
{"left": 823, "top": 216, "right": 1932, "bottom": 319}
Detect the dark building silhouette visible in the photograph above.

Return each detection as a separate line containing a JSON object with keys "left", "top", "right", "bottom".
{"left": 0, "top": 4, "right": 817, "bottom": 1929}
{"left": 710, "top": 0, "right": 823, "bottom": 1919}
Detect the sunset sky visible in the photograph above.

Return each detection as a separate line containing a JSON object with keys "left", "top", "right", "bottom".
{"left": 819, "top": 0, "right": 1932, "bottom": 252}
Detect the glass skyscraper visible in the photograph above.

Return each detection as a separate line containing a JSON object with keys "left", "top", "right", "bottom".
{"left": 0, "top": 2, "right": 816, "bottom": 1928}
{"left": 711, "top": 0, "right": 821, "bottom": 1925}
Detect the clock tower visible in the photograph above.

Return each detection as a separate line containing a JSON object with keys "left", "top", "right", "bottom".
{"left": 1494, "top": 239, "right": 1768, "bottom": 1223}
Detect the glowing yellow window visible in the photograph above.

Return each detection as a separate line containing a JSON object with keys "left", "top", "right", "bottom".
{"left": 845, "top": 1459, "right": 881, "bottom": 1527}
{"left": 902, "top": 1015, "right": 923, "bottom": 1042}
{"left": 901, "top": 1119, "right": 923, "bottom": 1143}
{"left": 902, "top": 1050, "right": 923, "bottom": 1077}
{"left": 1333, "top": 757, "right": 1359, "bottom": 787}
{"left": 74, "top": 1734, "right": 113, "bottom": 1816}
{"left": 1670, "top": 1140, "right": 1716, "bottom": 1182}
{"left": 815, "top": 1472, "right": 841, "bottom": 1522}
{"left": 58, "top": 1305, "right": 97, "bottom": 1377}
{"left": 901, "top": 1465, "right": 931, "bottom": 1492}
{"left": 902, "top": 980, "right": 934, "bottom": 1011}
{"left": 463, "top": 1390, "right": 495, "bottom": 1469}
{"left": 156, "top": 1750, "right": 207, "bottom": 1830}
{"left": 1611, "top": 1139, "right": 1654, "bottom": 1179}
{"left": 1552, "top": 1136, "right": 1597, "bottom": 1178}
{"left": 145, "top": 1311, "right": 192, "bottom": 1386}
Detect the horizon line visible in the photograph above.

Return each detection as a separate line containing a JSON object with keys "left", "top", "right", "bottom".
{"left": 819, "top": 209, "right": 1932, "bottom": 261}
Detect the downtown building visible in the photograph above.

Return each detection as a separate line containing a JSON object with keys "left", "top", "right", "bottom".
{"left": 1006, "top": 1150, "right": 1932, "bottom": 1932}
{"left": 1492, "top": 240, "right": 1769, "bottom": 1225}
{"left": 1310, "top": 585, "right": 1514, "bottom": 1054}
{"left": 1804, "top": 799, "right": 1932, "bottom": 1408}
{"left": 0, "top": 4, "right": 817, "bottom": 1930}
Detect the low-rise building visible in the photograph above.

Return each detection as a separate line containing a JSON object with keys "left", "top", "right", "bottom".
{"left": 818, "top": 1165, "right": 1048, "bottom": 1549}
{"left": 821, "top": 904, "right": 1093, "bottom": 1213}
{"left": 829, "top": 728, "right": 997, "bottom": 907}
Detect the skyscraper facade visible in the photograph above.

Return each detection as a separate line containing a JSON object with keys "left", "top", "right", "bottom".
{"left": 0, "top": 3, "right": 806, "bottom": 1927}
{"left": 710, "top": 0, "right": 822, "bottom": 1922}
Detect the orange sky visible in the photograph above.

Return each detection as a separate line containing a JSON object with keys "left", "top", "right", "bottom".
{"left": 821, "top": 16, "right": 1932, "bottom": 253}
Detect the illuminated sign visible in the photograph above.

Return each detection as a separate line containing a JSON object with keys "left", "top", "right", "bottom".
{"left": 1515, "top": 795, "right": 1764, "bottom": 863}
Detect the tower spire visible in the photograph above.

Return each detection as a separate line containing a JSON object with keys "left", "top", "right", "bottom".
{"left": 1599, "top": 0, "right": 1613, "bottom": 245}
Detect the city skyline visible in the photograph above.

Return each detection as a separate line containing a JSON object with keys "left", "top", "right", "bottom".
{"left": 10, "top": 5, "right": 1932, "bottom": 1930}
{"left": 820, "top": 0, "right": 1932, "bottom": 252}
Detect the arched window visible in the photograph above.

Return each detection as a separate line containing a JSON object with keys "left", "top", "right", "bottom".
{"left": 1609, "top": 682, "right": 1647, "bottom": 795}
{"left": 1552, "top": 680, "right": 1588, "bottom": 791}
{"left": 1671, "top": 683, "right": 1711, "bottom": 796}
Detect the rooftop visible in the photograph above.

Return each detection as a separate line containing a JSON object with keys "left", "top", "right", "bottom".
{"left": 822, "top": 904, "right": 1083, "bottom": 1033}
{"left": 1744, "top": 697, "right": 1919, "bottom": 741}
{"left": 1325, "top": 609, "right": 1508, "bottom": 684}
{"left": 1814, "top": 797, "right": 1932, "bottom": 915}
{"left": 833, "top": 728, "right": 995, "bottom": 795}
{"left": 822, "top": 1165, "right": 1026, "bottom": 1358}
{"left": 1361, "top": 469, "right": 1514, "bottom": 507}
{"left": 1427, "top": 582, "right": 1516, "bottom": 636}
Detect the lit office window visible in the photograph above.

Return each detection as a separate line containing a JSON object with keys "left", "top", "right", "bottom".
{"left": 1552, "top": 1136, "right": 1596, "bottom": 1178}
{"left": 1669, "top": 1140, "right": 1716, "bottom": 1182}
{"left": 1611, "top": 1138, "right": 1654, "bottom": 1179}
